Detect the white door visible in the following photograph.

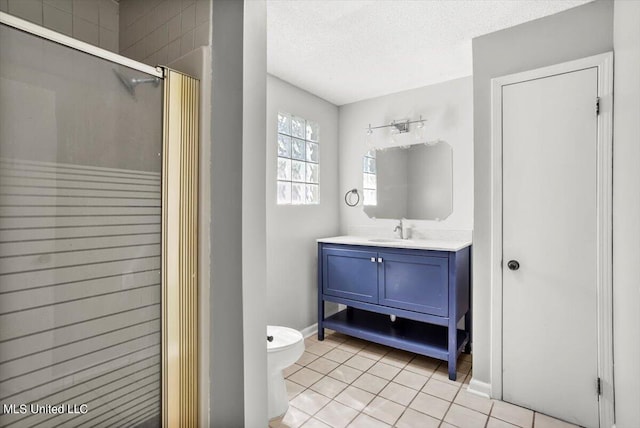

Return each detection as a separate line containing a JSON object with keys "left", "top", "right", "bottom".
{"left": 502, "top": 67, "right": 599, "bottom": 427}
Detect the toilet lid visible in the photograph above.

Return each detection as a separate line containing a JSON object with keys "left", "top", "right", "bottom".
{"left": 267, "top": 326, "right": 303, "bottom": 352}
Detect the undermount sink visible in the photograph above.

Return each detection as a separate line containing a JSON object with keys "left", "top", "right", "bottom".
{"left": 368, "top": 238, "right": 405, "bottom": 243}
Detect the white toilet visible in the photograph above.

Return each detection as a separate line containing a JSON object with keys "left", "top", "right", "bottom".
{"left": 267, "top": 325, "right": 305, "bottom": 420}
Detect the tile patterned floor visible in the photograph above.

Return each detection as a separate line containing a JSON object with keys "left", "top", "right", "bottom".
{"left": 270, "top": 331, "right": 580, "bottom": 428}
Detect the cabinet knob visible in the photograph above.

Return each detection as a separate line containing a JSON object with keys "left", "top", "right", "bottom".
{"left": 370, "top": 257, "right": 376, "bottom": 263}
{"left": 378, "top": 257, "right": 383, "bottom": 263}
{"left": 507, "top": 260, "right": 520, "bottom": 271}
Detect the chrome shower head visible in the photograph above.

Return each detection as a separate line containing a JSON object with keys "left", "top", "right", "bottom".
{"left": 113, "top": 69, "right": 160, "bottom": 98}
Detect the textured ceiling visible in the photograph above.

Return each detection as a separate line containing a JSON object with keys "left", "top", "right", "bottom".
{"left": 267, "top": 0, "right": 593, "bottom": 105}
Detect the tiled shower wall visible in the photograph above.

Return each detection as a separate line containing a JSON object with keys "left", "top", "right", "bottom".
{"left": 119, "top": 0, "right": 210, "bottom": 67}
{"left": 0, "top": 0, "right": 119, "bottom": 52}
{"left": 0, "top": 0, "right": 211, "bottom": 68}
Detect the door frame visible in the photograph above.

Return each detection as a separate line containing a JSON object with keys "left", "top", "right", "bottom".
{"left": 489, "top": 52, "right": 614, "bottom": 427}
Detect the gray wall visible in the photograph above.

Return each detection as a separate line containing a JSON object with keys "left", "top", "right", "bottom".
{"left": 210, "top": 0, "right": 244, "bottom": 425}
{"left": 471, "top": 0, "right": 613, "bottom": 391}
{"left": 266, "top": 75, "right": 340, "bottom": 331}
{"left": 339, "top": 76, "right": 473, "bottom": 236}
{"left": 612, "top": 0, "right": 640, "bottom": 425}
{"left": 209, "top": 1, "right": 268, "bottom": 426}
{"left": 242, "top": 0, "right": 267, "bottom": 426}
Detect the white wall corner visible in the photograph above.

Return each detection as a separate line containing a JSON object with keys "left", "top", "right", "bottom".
{"left": 467, "top": 378, "right": 492, "bottom": 399}
{"left": 300, "top": 323, "right": 318, "bottom": 339}
{"left": 301, "top": 301, "right": 342, "bottom": 338}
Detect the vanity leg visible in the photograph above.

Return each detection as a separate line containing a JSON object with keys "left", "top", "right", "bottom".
{"left": 448, "top": 359, "right": 457, "bottom": 381}
{"left": 448, "top": 316, "right": 457, "bottom": 381}
{"left": 464, "top": 310, "right": 472, "bottom": 354}
{"left": 465, "top": 246, "right": 473, "bottom": 354}
{"left": 317, "top": 299, "right": 325, "bottom": 341}
{"left": 317, "top": 246, "right": 325, "bottom": 341}
{"left": 447, "top": 351, "right": 457, "bottom": 380}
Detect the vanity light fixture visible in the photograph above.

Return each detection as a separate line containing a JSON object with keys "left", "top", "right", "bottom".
{"left": 365, "top": 115, "right": 426, "bottom": 145}
{"left": 390, "top": 119, "right": 410, "bottom": 134}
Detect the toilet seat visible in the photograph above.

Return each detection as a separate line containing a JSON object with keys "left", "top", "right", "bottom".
{"left": 267, "top": 325, "right": 303, "bottom": 353}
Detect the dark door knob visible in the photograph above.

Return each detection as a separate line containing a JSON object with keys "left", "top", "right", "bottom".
{"left": 507, "top": 260, "right": 520, "bottom": 271}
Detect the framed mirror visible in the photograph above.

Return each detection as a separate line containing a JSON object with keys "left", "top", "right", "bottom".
{"left": 362, "top": 142, "right": 453, "bottom": 220}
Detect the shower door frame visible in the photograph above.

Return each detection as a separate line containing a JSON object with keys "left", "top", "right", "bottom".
{"left": 0, "top": 11, "right": 163, "bottom": 78}
{"left": 0, "top": 11, "right": 200, "bottom": 428}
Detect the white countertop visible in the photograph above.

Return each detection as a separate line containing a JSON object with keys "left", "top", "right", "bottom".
{"left": 317, "top": 235, "right": 472, "bottom": 252}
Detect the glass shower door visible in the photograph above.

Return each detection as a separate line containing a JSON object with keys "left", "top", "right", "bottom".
{"left": 0, "top": 22, "right": 162, "bottom": 428}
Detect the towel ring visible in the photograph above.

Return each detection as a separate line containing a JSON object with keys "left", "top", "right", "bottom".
{"left": 344, "top": 189, "right": 360, "bottom": 207}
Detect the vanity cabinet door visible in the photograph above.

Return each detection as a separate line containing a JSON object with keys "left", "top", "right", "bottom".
{"left": 378, "top": 252, "right": 449, "bottom": 316}
{"left": 322, "top": 246, "right": 379, "bottom": 304}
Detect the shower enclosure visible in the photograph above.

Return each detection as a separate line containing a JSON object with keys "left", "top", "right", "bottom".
{"left": 0, "top": 12, "right": 199, "bottom": 428}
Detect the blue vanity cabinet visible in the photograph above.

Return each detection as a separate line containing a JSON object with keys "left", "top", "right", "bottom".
{"left": 378, "top": 252, "right": 449, "bottom": 317}
{"left": 317, "top": 242, "right": 471, "bottom": 381}
{"left": 322, "top": 246, "right": 379, "bottom": 304}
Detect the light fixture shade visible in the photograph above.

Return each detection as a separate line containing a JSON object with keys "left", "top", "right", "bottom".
{"left": 365, "top": 125, "right": 374, "bottom": 148}
{"left": 389, "top": 125, "right": 398, "bottom": 143}
{"left": 414, "top": 121, "right": 426, "bottom": 143}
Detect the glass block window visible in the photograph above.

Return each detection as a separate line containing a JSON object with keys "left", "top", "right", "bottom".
{"left": 277, "top": 112, "right": 320, "bottom": 205}
{"left": 363, "top": 150, "right": 377, "bottom": 206}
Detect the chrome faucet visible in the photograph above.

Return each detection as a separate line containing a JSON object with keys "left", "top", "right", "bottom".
{"left": 394, "top": 220, "right": 404, "bottom": 239}
{"left": 394, "top": 219, "right": 411, "bottom": 239}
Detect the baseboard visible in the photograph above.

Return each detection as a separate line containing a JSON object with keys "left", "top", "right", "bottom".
{"left": 300, "top": 323, "right": 318, "bottom": 339}
{"left": 302, "top": 305, "right": 344, "bottom": 339}
{"left": 467, "top": 378, "right": 492, "bottom": 399}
